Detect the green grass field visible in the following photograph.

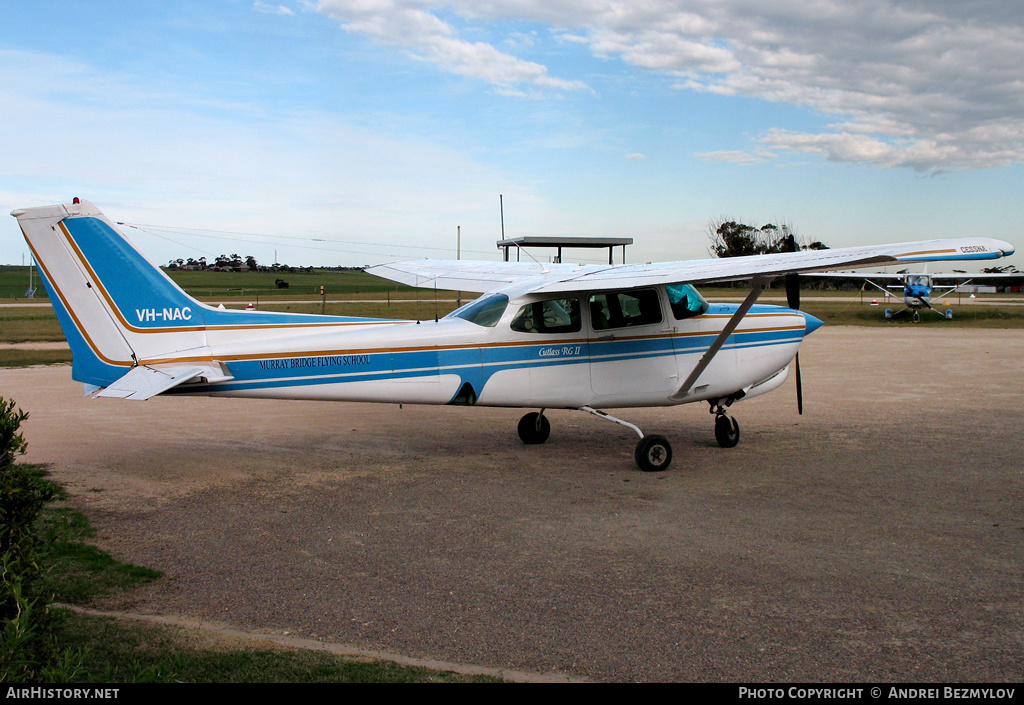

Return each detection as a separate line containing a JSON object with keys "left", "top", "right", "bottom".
{"left": 801, "top": 299, "right": 1024, "bottom": 327}
{"left": 1, "top": 264, "right": 429, "bottom": 301}
{"left": 53, "top": 612, "right": 500, "bottom": 682}
{"left": 0, "top": 307, "right": 66, "bottom": 342}
{"left": 0, "top": 264, "right": 46, "bottom": 300}
{"left": 0, "top": 348, "right": 73, "bottom": 367}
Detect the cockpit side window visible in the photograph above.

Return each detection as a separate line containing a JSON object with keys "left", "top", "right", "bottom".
{"left": 449, "top": 294, "right": 509, "bottom": 327}
{"left": 666, "top": 283, "right": 709, "bottom": 320}
{"left": 588, "top": 289, "right": 663, "bottom": 330}
{"left": 510, "top": 297, "right": 582, "bottom": 334}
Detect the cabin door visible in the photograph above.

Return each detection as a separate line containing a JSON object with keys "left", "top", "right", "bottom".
{"left": 586, "top": 288, "right": 679, "bottom": 398}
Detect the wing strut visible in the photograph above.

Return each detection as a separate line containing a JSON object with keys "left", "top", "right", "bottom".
{"left": 671, "top": 275, "right": 773, "bottom": 401}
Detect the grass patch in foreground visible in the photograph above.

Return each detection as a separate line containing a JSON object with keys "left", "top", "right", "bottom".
{"left": 42, "top": 506, "right": 162, "bottom": 605}
{"left": 30, "top": 486, "right": 504, "bottom": 682}
{"left": 53, "top": 612, "right": 500, "bottom": 683}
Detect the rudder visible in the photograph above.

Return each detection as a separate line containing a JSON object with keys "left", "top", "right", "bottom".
{"left": 12, "top": 199, "right": 209, "bottom": 387}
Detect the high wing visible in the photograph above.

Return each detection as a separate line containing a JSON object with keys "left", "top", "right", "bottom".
{"left": 366, "top": 238, "right": 1015, "bottom": 294}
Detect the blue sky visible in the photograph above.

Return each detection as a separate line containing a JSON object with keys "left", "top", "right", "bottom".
{"left": 3, "top": 1, "right": 1022, "bottom": 269}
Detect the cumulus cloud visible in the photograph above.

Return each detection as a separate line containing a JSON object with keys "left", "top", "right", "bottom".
{"left": 312, "top": 0, "right": 1024, "bottom": 171}
{"left": 316, "top": 0, "right": 589, "bottom": 94}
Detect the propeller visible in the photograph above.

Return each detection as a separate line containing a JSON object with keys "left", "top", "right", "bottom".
{"left": 784, "top": 235, "right": 804, "bottom": 415}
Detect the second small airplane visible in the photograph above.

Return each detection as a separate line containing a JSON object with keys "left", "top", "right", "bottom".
{"left": 817, "top": 270, "right": 1021, "bottom": 321}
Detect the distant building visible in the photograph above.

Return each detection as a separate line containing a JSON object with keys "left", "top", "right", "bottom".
{"left": 497, "top": 236, "right": 633, "bottom": 264}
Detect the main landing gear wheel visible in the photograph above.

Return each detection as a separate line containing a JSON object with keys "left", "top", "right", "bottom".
{"left": 714, "top": 414, "right": 740, "bottom": 448}
{"left": 634, "top": 434, "right": 673, "bottom": 472}
{"left": 518, "top": 411, "right": 551, "bottom": 444}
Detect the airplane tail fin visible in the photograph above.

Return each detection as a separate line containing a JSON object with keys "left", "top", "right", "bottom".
{"left": 11, "top": 200, "right": 221, "bottom": 391}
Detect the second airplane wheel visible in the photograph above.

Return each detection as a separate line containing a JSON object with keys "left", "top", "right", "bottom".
{"left": 517, "top": 412, "right": 551, "bottom": 444}
{"left": 714, "top": 415, "right": 740, "bottom": 448}
{"left": 634, "top": 434, "right": 672, "bottom": 472}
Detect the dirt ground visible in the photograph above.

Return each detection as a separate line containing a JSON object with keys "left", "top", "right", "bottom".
{"left": 2, "top": 326, "right": 1022, "bottom": 683}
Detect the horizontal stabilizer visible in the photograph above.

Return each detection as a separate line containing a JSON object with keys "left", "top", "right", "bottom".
{"left": 94, "top": 365, "right": 207, "bottom": 401}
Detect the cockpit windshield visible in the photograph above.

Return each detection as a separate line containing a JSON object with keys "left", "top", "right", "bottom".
{"left": 666, "top": 283, "right": 709, "bottom": 320}
{"left": 447, "top": 294, "right": 509, "bottom": 327}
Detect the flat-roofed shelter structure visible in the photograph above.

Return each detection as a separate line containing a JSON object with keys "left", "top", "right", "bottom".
{"left": 497, "top": 236, "right": 634, "bottom": 264}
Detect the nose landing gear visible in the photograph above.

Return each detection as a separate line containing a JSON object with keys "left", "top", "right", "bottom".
{"left": 713, "top": 409, "right": 740, "bottom": 448}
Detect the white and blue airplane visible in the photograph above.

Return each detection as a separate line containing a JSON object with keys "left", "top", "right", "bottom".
{"left": 814, "top": 269, "right": 1022, "bottom": 321}
{"left": 863, "top": 271, "right": 1018, "bottom": 321}
{"left": 12, "top": 199, "right": 1015, "bottom": 471}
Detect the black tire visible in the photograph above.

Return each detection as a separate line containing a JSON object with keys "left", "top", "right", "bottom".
{"left": 634, "top": 434, "right": 672, "bottom": 472}
{"left": 715, "top": 415, "right": 740, "bottom": 448}
{"left": 517, "top": 412, "right": 551, "bottom": 444}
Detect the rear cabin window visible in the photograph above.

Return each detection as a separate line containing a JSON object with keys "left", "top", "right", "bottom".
{"left": 588, "top": 289, "right": 663, "bottom": 330}
{"left": 666, "top": 284, "right": 709, "bottom": 320}
{"left": 510, "top": 297, "right": 582, "bottom": 334}
{"left": 449, "top": 294, "right": 509, "bottom": 327}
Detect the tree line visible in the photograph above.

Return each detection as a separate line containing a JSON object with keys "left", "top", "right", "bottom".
{"left": 708, "top": 219, "right": 828, "bottom": 258}
{"left": 164, "top": 254, "right": 318, "bottom": 273}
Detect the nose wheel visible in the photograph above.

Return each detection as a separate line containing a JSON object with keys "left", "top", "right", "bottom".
{"left": 713, "top": 408, "right": 740, "bottom": 448}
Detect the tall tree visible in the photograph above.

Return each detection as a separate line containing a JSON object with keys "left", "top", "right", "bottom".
{"left": 708, "top": 219, "right": 827, "bottom": 257}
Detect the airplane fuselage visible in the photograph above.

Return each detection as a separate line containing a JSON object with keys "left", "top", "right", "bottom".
{"left": 164, "top": 291, "right": 815, "bottom": 410}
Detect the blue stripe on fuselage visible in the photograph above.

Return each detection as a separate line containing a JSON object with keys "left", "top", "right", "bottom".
{"left": 173, "top": 315, "right": 803, "bottom": 396}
